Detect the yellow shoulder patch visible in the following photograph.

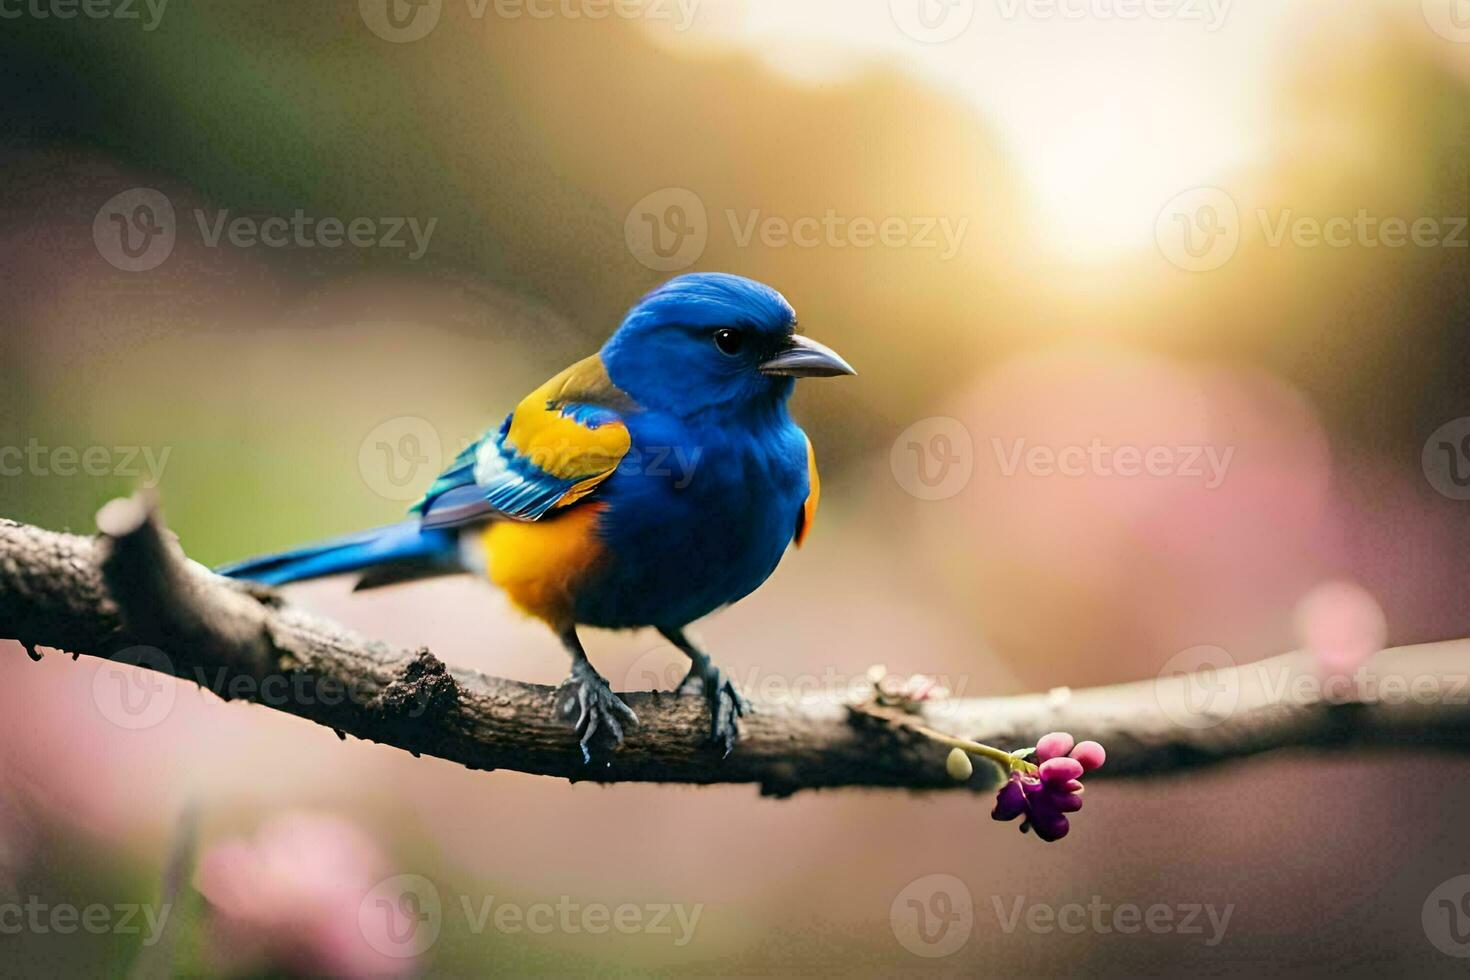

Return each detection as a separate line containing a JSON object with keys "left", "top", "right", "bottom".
{"left": 503, "top": 354, "right": 633, "bottom": 506}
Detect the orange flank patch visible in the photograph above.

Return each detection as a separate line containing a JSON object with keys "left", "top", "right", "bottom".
{"left": 481, "top": 504, "right": 606, "bottom": 628}
{"left": 795, "top": 435, "right": 819, "bottom": 548}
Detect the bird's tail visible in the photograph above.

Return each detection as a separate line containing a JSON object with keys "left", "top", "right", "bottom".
{"left": 215, "top": 520, "right": 461, "bottom": 588}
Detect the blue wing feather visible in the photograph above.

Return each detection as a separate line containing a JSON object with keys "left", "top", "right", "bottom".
{"left": 413, "top": 437, "right": 482, "bottom": 509}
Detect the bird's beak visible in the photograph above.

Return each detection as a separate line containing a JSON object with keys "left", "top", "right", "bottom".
{"left": 759, "top": 334, "right": 857, "bottom": 378}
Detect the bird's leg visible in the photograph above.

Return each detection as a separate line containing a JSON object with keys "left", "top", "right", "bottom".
{"left": 659, "top": 626, "right": 750, "bottom": 755}
{"left": 554, "top": 628, "right": 638, "bottom": 762}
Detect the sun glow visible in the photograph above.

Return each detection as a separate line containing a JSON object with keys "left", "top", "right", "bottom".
{"left": 650, "top": 0, "right": 1297, "bottom": 260}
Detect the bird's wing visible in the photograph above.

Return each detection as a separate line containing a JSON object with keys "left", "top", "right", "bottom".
{"left": 794, "top": 434, "right": 820, "bottom": 548}
{"left": 413, "top": 354, "right": 634, "bottom": 528}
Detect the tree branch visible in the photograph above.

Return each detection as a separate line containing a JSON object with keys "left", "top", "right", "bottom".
{"left": 2, "top": 496, "right": 1468, "bottom": 796}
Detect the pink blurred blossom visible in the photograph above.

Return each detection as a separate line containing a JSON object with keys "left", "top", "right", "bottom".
{"left": 922, "top": 347, "right": 1338, "bottom": 684}
{"left": 195, "top": 811, "right": 416, "bottom": 977}
{"left": 0, "top": 644, "right": 387, "bottom": 849}
{"left": 1294, "top": 580, "right": 1386, "bottom": 676}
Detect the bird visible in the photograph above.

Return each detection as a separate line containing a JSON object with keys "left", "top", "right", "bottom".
{"left": 217, "top": 272, "right": 855, "bottom": 758}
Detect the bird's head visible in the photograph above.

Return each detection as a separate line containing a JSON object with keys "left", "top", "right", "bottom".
{"left": 601, "top": 272, "right": 854, "bottom": 419}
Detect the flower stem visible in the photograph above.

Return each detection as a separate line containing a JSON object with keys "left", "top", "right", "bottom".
{"left": 908, "top": 723, "right": 1039, "bottom": 775}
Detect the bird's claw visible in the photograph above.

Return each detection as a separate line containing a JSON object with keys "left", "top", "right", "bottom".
{"left": 678, "top": 663, "right": 749, "bottom": 756}
{"left": 557, "top": 663, "right": 638, "bottom": 762}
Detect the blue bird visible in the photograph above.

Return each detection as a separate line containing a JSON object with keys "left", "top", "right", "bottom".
{"left": 218, "top": 273, "right": 855, "bottom": 756}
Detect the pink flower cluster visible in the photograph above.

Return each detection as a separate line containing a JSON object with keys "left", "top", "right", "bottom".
{"left": 991, "top": 732, "right": 1105, "bottom": 842}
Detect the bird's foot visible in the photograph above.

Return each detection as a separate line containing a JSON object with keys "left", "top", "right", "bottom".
{"left": 556, "top": 660, "right": 638, "bottom": 762}
{"left": 677, "top": 662, "right": 750, "bottom": 756}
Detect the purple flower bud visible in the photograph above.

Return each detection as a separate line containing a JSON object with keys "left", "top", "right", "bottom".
{"left": 1050, "top": 792, "right": 1084, "bottom": 813}
{"left": 989, "top": 733, "right": 1107, "bottom": 844}
{"left": 1030, "top": 812, "right": 1070, "bottom": 842}
{"left": 992, "top": 775, "right": 1028, "bottom": 821}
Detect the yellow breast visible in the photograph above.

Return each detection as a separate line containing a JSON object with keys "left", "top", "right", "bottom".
{"left": 480, "top": 504, "right": 606, "bottom": 629}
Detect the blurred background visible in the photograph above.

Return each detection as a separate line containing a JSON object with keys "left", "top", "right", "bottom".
{"left": 2, "top": 0, "right": 1470, "bottom": 974}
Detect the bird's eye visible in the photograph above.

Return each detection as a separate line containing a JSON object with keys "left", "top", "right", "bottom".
{"left": 713, "top": 328, "right": 744, "bottom": 356}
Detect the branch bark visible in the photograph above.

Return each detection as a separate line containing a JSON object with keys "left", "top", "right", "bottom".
{"left": 1, "top": 496, "right": 1468, "bottom": 796}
